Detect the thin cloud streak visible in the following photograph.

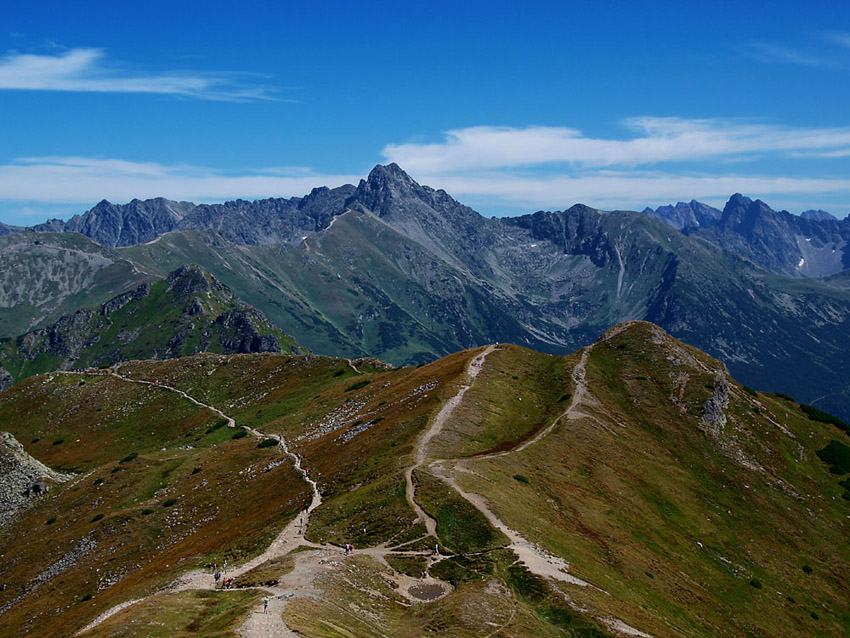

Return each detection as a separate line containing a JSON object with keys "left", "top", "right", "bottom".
{"left": 416, "top": 171, "right": 850, "bottom": 212}
{"left": 1, "top": 156, "right": 850, "bottom": 218}
{"left": 0, "top": 48, "right": 279, "bottom": 102}
{"left": 0, "top": 157, "right": 359, "bottom": 204}
{"left": 383, "top": 119, "right": 850, "bottom": 173}
{"left": 744, "top": 42, "right": 825, "bottom": 67}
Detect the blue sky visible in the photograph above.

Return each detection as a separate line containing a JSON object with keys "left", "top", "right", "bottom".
{"left": 2, "top": 0, "right": 850, "bottom": 224}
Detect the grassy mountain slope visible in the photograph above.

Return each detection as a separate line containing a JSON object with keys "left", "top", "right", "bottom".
{"left": 437, "top": 323, "right": 849, "bottom": 636}
{"left": 0, "top": 265, "right": 299, "bottom": 385}
{"left": 0, "top": 232, "right": 152, "bottom": 338}
{"left": 1, "top": 323, "right": 847, "bottom": 636}
{"left": 121, "top": 230, "right": 364, "bottom": 358}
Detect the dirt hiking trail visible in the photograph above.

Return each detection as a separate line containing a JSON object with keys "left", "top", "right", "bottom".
{"left": 70, "top": 333, "right": 651, "bottom": 637}
{"left": 404, "top": 345, "right": 496, "bottom": 537}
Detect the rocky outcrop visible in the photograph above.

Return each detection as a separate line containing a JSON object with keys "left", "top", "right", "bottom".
{"left": 700, "top": 371, "right": 730, "bottom": 436}
{"left": 99, "top": 283, "right": 150, "bottom": 315}
{"left": 167, "top": 265, "right": 211, "bottom": 294}
{"left": 214, "top": 309, "right": 281, "bottom": 354}
{"left": 17, "top": 310, "right": 102, "bottom": 361}
{"left": 0, "top": 366, "right": 12, "bottom": 393}
{"left": 0, "top": 432, "right": 71, "bottom": 526}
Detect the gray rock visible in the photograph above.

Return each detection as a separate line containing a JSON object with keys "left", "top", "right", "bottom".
{"left": 0, "top": 432, "right": 72, "bottom": 526}
{"left": 0, "top": 366, "right": 11, "bottom": 393}
{"left": 700, "top": 371, "right": 730, "bottom": 436}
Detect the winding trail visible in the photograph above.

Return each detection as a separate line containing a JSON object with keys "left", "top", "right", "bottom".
{"left": 73, "top": 371, "right": 321, "bottom": 637}
{"left": 71, "top": 328, "right": 650, "bottom": 636}
{"left": 404, "top": 346, "right": 496, "bottom": 538}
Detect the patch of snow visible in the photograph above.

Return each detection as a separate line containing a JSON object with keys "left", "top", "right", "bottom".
{"left": 798, "top": 258, "right": 805, "bottom": 268}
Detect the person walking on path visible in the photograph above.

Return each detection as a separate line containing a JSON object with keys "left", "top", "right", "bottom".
{"left": 263, "top": 597, "right": 269, "bottom": 614}
{"left": 223, "top": 559, "right": 227, "bottom": 574}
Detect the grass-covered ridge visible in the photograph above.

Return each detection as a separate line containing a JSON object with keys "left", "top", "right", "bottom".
{"left": 0, "top": 264, "right": 299, "bottom": 384}
{"left": 1, "top": 323, "right": 848, "bottom": 637}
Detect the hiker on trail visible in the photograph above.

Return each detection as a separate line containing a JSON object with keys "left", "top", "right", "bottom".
{"left": 215, "top": 571, "right": 221, "bottom": 583}
{"left": 263, "top": 596, "right": 269, "bottom": 613}
{"left": 223, "top": 559, "right": 227, "bottom": 574}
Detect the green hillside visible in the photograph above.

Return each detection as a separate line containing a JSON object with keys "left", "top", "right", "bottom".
{"left": 0, "top": 265, "right": 299, "bottom": 384}
{"left": 0, "top": 322, "right": 846, "bottom": 636}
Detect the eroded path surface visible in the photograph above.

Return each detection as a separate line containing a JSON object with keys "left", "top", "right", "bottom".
{"left": 404, "top": 346, "right": 496, "bottom": 538}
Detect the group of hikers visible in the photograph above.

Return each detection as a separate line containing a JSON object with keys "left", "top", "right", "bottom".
{"left": 212, "top": 560, "right": 233, "bottom": 588}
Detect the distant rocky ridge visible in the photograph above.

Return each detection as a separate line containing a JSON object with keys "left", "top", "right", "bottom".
{"left": 4, "top": 166, "right": 848, "bottom": 282}
{"left": 0, "top": 265, "right": 299, "bottom": 386}
{"left": 644, "top": 195, "right": 850, "bottom": 278}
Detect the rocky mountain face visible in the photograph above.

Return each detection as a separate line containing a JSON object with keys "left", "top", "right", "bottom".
{"left": 645, "top": 195, "right": 850, "bottom": 278}
{"left": 16, "top": 186, "right": 357, "bottom": 247}
{"left": 642, "top": 199, "right": 722, "bottom": 230}
{"left": 802, "top": 209, "right": 838, "bottom": 222}
{"left": 0, "top": 265, "right": 299, "bottom": 385}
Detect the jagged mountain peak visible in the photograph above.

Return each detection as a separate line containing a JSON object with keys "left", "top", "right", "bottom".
{"left": 353, "top": 163, "right": 430, "bottom": 216}
{"left": 365, "top": 162, "right": 417, "bottom": 184}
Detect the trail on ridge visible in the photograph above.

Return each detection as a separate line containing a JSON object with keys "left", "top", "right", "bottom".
{"left": 404, "top": 346, "right": 496, "bottom": 538}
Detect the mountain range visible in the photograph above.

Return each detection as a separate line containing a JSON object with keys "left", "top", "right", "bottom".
{"left": 643, "top": 195, "right": 850, "bottom": 278}
{"left": 2, "top": 164, "right": 850, "bottom": 424}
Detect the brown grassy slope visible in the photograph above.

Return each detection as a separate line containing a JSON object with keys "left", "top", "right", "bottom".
{"left": 0, "top": 366, "right": 309, "bottom": 638}
{"left": 443, "top": 323, "right": 849, "bottom": 637}
{"left": 82, "top": 589, "right": 260, "bottom": 638}
{"left": 0, "top": 349, "right": 480, "bottom": 635}
{"left": 114, "top": 349, "right": 477, "bottom": 546}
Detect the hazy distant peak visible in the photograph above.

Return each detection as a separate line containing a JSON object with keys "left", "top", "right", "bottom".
{"left": 801, "top": 209, "right": 837, "bottom": 222}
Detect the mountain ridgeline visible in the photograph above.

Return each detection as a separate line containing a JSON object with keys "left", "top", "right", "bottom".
{"left": 643, "top": 194, "right": 850, "bottom": 278}
{"left": 3, "top": 164, "right": 850, "bottom": 424}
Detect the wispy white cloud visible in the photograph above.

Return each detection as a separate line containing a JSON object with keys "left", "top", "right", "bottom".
{"left": 824, "top": 32, "right": 850, "bottom": 48}
{"left": 382, "top": 119, "right": 850, "bottom": 172}
{"left": 0, "top": 156, "right": 359, "bottom": 205}
{"left": 743, "top": 42, "right": 825, "bottom": 67}
{"left": 415, "top": 171, "right": 850, "bottom": 212}
{"left": 380, "top": 119, "right": 850, "bottom": 214}
{"left": 0, "top": 48, "right": 279, "bottom": 101}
